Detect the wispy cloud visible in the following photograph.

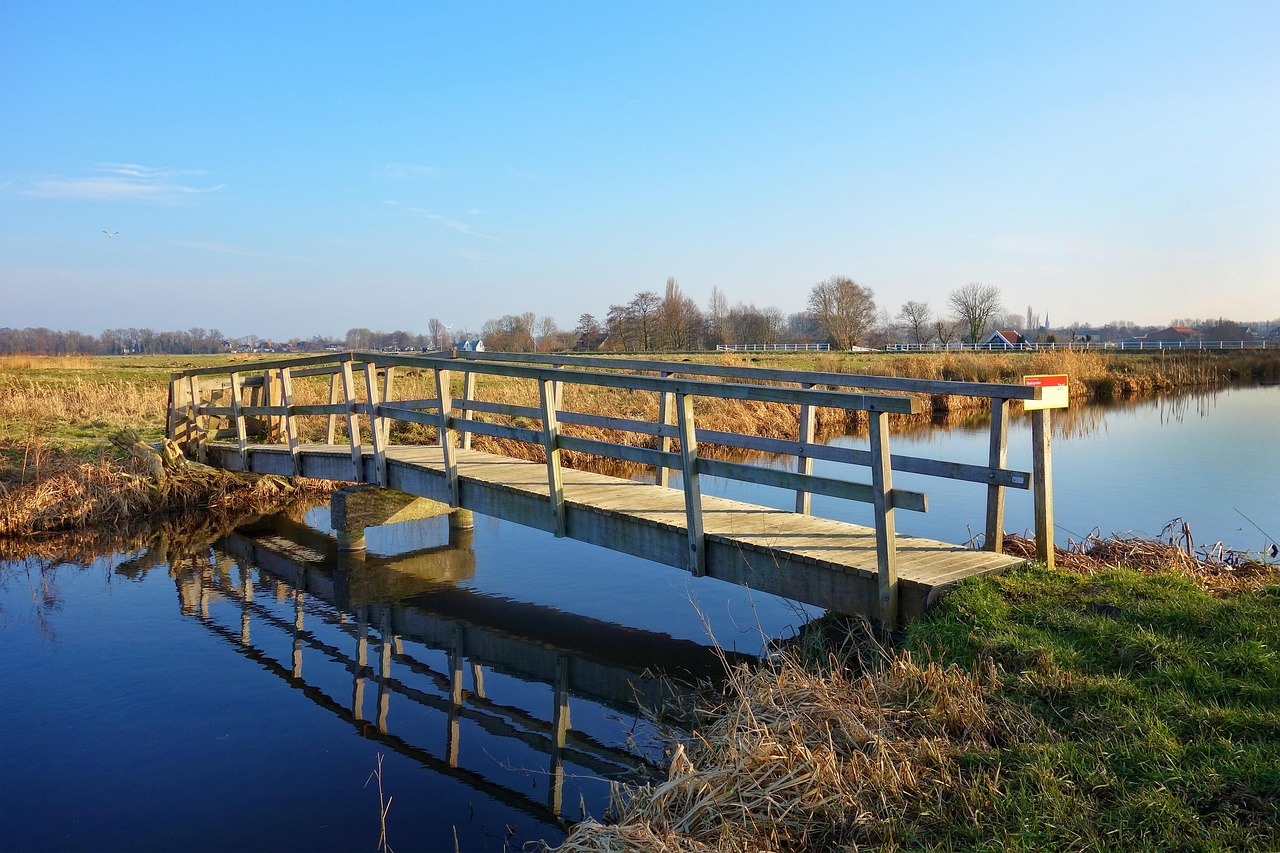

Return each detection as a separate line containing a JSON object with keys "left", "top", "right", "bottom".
{"left": 385, "top": 200, "right": 502, "bottom": 242}
{"left": 384, "top": 163, "right": 439, "bottom": 179}
{"left": 25, "top": 164, "right": 223, "bottom": 201}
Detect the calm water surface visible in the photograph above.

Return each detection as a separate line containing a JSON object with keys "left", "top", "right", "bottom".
{"left": 2, "top": 385, "right": 1276, "bottom": 852}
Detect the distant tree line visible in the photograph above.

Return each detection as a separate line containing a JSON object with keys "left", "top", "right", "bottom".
{"left": 4, "top": 283, "right": 1274, "bottom": 356}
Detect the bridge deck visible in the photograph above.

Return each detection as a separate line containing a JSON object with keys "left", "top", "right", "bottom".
{"left": 209, "top": 440, "right": 1023, "bottom": 621}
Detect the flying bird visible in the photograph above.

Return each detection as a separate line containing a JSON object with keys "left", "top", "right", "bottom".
{"left": 103, "top": 231, "right": 118, "bottom": 237}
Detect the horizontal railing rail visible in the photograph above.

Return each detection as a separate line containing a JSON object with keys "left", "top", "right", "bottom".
{"left": 169, "top": 349, "right": 1057, "bottom": 629}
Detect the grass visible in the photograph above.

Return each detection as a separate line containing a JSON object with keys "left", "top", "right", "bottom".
{"left": 551, "top": 559, "right": 1279, "bottom": 852}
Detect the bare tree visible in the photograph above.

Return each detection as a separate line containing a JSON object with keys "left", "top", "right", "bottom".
{"left": 658, "top": 277, "right": 703, "bottom": 350}
{"left": 427, "top": 318, "right": 450, "bottom": 349}
{"left": 534, "top": 315, "right": 559, "bottom": 350}
{"left": 807, "top": 276, "right": 877, "bottom": 349}
{"left": 706, "top": 286, "right": 730, "bottom": 348}
{"left": 896, "top": 300, "right": 933, "bottom": 345}
{"left": 630, "top": 291, "right": 662, "bottom": 351}
{"left": 933, "top": 319, "right": 957, "bottom": 346}
{"left": 948, "top": 282, "right": 1003, "bottom": 344}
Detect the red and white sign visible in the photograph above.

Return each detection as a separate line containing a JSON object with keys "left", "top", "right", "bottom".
{"left": 1023, "top": 374, "right": 1069, "bottom": 410}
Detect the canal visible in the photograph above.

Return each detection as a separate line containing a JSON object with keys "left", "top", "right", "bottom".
{"left": 1, "top": 384, "right": 1275, "bottom": 852}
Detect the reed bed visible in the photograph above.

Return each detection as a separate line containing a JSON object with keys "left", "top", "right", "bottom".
{"left": 0, "top": 436, "right": 337, "bottom": 537}
{"left": 550, "top": 646, "right": 1033, "bottom": 852}
{"left": 1000, "top": 530, "right": 1280, "bottom": 593}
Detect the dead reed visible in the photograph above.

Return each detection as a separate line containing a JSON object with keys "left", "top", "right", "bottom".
{"left": 1000, "top": 529, "right": 1280, "bottom": 593}
{"left": 0, "top": 436, "right": 337, "bottom": 538}
{"left": 550, "top": 643, "right": 1034, "bottom": 852}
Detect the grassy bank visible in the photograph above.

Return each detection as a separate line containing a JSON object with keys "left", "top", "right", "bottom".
{"left": 552, "top": 555, "right": 1280, "bottom": 852}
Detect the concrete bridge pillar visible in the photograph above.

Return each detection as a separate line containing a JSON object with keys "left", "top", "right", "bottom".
{"left": 330, "top": 484, "right": 470, "bottom": 552}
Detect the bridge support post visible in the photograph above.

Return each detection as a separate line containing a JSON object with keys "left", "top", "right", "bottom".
{"left": 674, "top": 392, "right": 706, "bottom": 576}
{"left": 984, "top": 398, "right": 1010, "bottom": 552}
{"left": 869, "top": 411, "right": 899, "bottom": 632}
{"left": 795, "top": 384, "right": 815, "bottom": 514}
{"left": 330, "top": 485, "right": 457, "bottom": 552}
{"left": 1031, "top": 409, "right": 1056, "bottom": 570}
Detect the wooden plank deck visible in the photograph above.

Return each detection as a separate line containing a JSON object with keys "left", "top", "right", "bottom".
{"left": 207, "top": 440, "right": 1025, "bottom": 623}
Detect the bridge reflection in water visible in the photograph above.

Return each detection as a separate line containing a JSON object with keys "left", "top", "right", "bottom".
{"left": 167, "top": 514, "right": 734, "bottom": 825}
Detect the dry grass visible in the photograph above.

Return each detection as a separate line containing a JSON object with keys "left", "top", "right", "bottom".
{"left": 550, "top": 645, "right": 1034, "bottom": 853}
{"left": 0, "top": 354, "right": 97, "bottom": 370}
{"left": 1001, "top": 530, "right": 1280, "bottom": 593}
{"left": 0, "top": 436, "right": 337, "bottom": 538}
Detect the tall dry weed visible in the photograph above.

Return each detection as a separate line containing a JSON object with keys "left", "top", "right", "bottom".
{"left": 550, "top": 646, "right": 1033, "bottom": 852}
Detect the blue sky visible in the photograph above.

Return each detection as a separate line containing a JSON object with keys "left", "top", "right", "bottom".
{"left": 2, "top": 1, "right": 1276, "bottom": 339}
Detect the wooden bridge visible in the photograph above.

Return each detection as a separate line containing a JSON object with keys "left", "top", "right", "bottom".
{"left": 167, "top": 350, "right": 1057, "bottom": 629}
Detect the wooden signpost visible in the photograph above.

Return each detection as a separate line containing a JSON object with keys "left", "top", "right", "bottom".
{"left": 1023, "top": 374, "right": 1068, "bottom": 569}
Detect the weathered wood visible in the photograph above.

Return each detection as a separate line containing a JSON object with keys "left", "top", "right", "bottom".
{"left": 326, "top": 371, "right": 340, "bottom": 445}
{"left": 172, "top": 350, "right": 1048, "bottom": 628}
{"left": 985, "top": 398, "right": 1010, "bottom": 552}
{"left": 448, "top": 349, "right": 1042, "bottom": 401}
{"left": 539, "top": 378, "right": 566, "bottom": 537}
{"left": 280, "top": 367, "right": 301, "bottom": 477}
{"left": 229, "top": 371, "right": 249, "bottom": 469}
{"left": 340, "top": 361, "right": 362, "bottom": 482}
{"left": 869, "top": 411, "right": 898, "bottom": 632}
{"left": 1032, "top": 409, "right": 1055, "bottom": 570}
{"left": 696, "top": 457, "right": 928, "bottom": 512}
{"left": 435, "top": 368, "right": 459, "bottom": 506}
{"left": 372, "top": 353, "right": 922, "bottom": 413}
{"left": 657, "top": 372, "right": 674, "bottom": 488}
{"left": 675, "top": 392, "right": 705, "bottom": 576}
{"left": 364, "top": 363, "right": 388, "bottom": 486}
{"left": 460, "top": 371, "right": 477, "bottom": 451}
{"left": 796, "top": 384, "right": 815, "bottom": 514}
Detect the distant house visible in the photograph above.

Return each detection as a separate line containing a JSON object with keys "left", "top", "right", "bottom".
{"left": 981, "top": 330, "right": 1028, "bottom": 349}
{"left": 1145, "top": 326, "right": 1201, "bottom": 342}
{"left": 1267, "top": 327, "right": 1280, "bottom": 341}
{"left": 455, "top": 338, "right": 486, "bottom": 352}
{"left": 573, "top": 331, "right": 610, "bottom": 352}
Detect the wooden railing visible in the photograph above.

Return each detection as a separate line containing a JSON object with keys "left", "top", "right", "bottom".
{"left": 169, "top": 350, "right": 1054, "bottom": 626}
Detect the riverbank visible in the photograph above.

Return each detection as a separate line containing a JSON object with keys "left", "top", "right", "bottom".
{"left": 3, "top": 350, "right": 1276, "bottom": 537}
{"left": 550, "top": 551, "right": 1280, "bottom": 852}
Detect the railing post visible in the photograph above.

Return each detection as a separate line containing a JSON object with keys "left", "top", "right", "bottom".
{"left": 868, "top": 410, "right": 898, "bottom": 631}
{"left": 340, "top": 360, "right": 362, "bottom": 482}
{"left": 379, "top": 365, "right": 396, "bottom": 446}
{"left": 188, "top": 375, "right": 207, "bottom": 463}
{"left": 229, "top": 370, "right": 249, "bottom": 471}
{"left": 984, "top": 398, "right": 1010, "bottom": 552}
{"left": 538, "top": 376, "right": 566, "bottom": 537}
{"left": 674, "top": 391, "right": 706, "bottom": 577}
{"left": 657, "top": 372, "right": 674, "bottom": 488}
{"left": 364, "top": 362, "right": 388, "bottom": 487}
{"left": 325, "top": 371, "right": 340, "bottom": 445}
{"left": 459, "top": 370, "right": 476, "bottom": 450}
{"left": 1031, "top": 409, "right": 1056, "bottom": 570}
{"left": 795, "top": 382, "right": 815, "bottom": 514}
{"left": 279, "top": 367, "right": 301, "bottom": 477}
{"left": 434, "top": 368, "right": 460, "bottom": 506}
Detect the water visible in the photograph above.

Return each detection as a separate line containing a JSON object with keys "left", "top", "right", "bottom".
{"left": 2, "top": 385, "right": 1276, "bottom": 852}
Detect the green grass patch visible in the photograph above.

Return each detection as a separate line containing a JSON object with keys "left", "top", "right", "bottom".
{"left": 900, "top": 564, "right": 1280, "bottom": 851}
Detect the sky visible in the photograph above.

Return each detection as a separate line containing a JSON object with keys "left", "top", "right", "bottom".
{"left": 2, "top": 1, "right": 1277, "bottom": 340}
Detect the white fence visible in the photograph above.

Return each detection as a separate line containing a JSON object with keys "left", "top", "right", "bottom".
{"left": 715, "top": 343, "right": 831, "bottom": 352}
{"left": 885, "top": 340, "right": 1272, "bottom": 353}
